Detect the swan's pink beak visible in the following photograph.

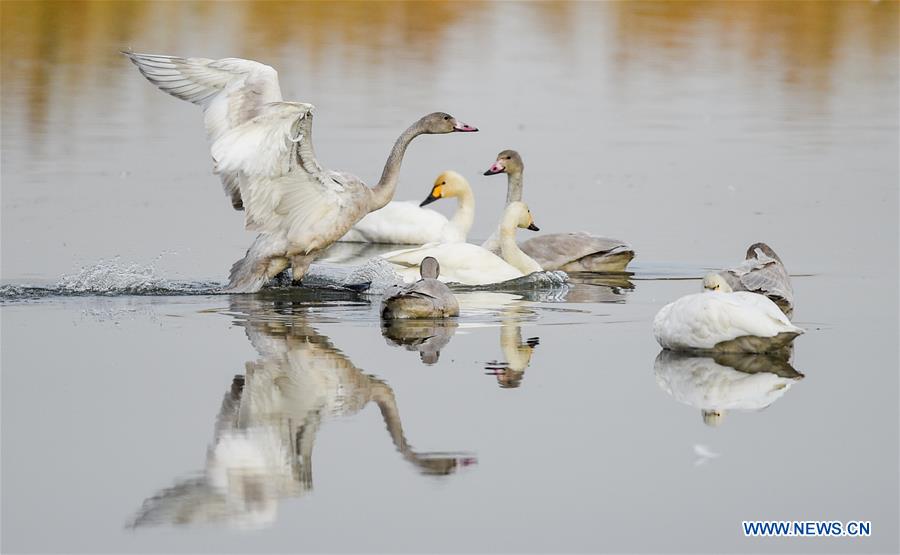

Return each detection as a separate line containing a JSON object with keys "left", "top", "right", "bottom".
{"left": 453, "top": 121, "right": 478, "bottom": 132}
{"left": 483, "top": 161, "right": 505, "bottom": 176}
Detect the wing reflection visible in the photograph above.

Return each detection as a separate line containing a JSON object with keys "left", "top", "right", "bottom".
{"left": 654, "top": 350, "right": 804, "bottom": 426}
{"left": 129, "top": 297, "right": 475, "bottom": 530}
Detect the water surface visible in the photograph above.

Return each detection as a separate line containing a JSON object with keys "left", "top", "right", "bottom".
{"left": 1, "top": 1, "right": 898, "bottom": 553}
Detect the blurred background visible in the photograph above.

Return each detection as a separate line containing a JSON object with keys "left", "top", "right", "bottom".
{"left": 2, "top": 0, "right": 897, "bottom": 283}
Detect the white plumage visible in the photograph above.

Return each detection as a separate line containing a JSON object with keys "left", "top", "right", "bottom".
{"left": 125, "top": 52, "right": 478, "bottom": 292}
{"left": 653, "top": 275, "right": 803, "bottom": 353}
{"left": 381, "top": 202, "right": 543, "bottom": 285}
{"left": 340, "top": 201, "right": 453, "bottom": 244}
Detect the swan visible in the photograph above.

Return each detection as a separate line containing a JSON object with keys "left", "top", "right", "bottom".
{"left": 381, "top": 256, "right": 460, "bottom": 319}
{"left": 129, "top": 299, "right": 474, "bottom": 529}
{"left": 716, "top": 242, "right": 794, "bottom": 316}
{"left": 336, "top": 167, "right": 476, "bottom": 246}
{"left": 654, "top": 350, "right": 804, "bottom": 427}
{"left": 653, "top": 273, "right": 804, "bottom": 354}
{"left": 123, "top": 52, "right": 477, "bottom": 292}
{"left": 338, "top": 201, "right": 453, "bottom": 244}
{"left": 482, "top": 150, "right": 635, "bottom": 272}
{"left": 381, "top": 201, "right": 543, "bottom": 285}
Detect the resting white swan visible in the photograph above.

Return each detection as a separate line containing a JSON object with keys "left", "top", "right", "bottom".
{"left": 482, "top": 150, "right": 634, "bottom": 272}
{"left": 654, "top": 350, "right": 804, "bottom": 426}
{"left": 381, "top": 201, "right": 543, "bottom": 285}
{"left": 653, "top": 274, "right": 804, "bottom": 354}
{"left": 717, "top": 242, "right": 794, "bottom": 316}
{"left": 123, "top": 52, "right": 477, "bottom": 292}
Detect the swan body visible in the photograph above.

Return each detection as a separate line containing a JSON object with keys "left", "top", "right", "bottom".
{"left": 341, "top": 170, "right": 476, "bottom": 244}
{"left": 382, "top": 257, "right": 460, "bottom": 319}
{"left": 482, "top": 150, "right": 635, "bottom": 272}
{"left": 124, "top": 52, "right": 477, "bottom": 292}
{"left": 653, "top": 274, "right": 804, "bottom": 353}
{"left": 381, "top": 201, "right": 543, "bottom": 285}
{"left": 654, "top": 350, "right": 804, "bottom": 426}
{"left": 339, "top": 201, "right": 452, "bottom": 244}
{"left": 717, "top": 242, "right": 794, "bottom": 316}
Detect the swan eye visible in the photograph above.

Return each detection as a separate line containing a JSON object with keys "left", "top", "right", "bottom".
{"left": 443, "top": 115, "right": 450, "bottom": 121}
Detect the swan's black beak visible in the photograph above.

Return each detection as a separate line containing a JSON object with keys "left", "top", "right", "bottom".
{"left": 420, "top": 192, "right": 440, "bottom": 207}
{"left": 452, "top": 121, "right": 478, "bottom": 132}
{"left": 483, "top": 161, "right": 505, "bottom": 176}
{"left": 527, "top": 223, "right": 540, "bottom": 231}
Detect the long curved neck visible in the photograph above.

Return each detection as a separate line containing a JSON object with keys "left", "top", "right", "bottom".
{"left": 505, "top": 169, "right": 524, "bottom": 204}
{"left": 499, "top": 217, "right": 542, "bottom": 275}
{"left": 370, "top": 124, "right": 422, "bottom": 211}
{"left": 447, "top": 186, "right": 475, "bottom": 239}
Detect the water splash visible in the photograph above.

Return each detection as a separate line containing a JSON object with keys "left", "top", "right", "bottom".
{"left": 1, "top": 257, "right": 222, "bottom": 301}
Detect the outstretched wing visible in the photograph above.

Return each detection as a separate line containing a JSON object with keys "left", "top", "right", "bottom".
{"left": 211, "top": 103, "right": 367, "bottom": 248}
{"left": 123, "top": 52, "right": 284, "bottom": 209}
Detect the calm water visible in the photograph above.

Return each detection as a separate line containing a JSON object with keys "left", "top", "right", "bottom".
{"left": 1, "top": 1, "right": 898, "bottom": 553}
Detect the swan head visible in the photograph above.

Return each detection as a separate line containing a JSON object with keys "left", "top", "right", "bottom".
{"left": 419, "top": 256, "right": 440, "bottom": 279}
{"left": 702, "top": 273, "right": 732, "bottom": 292}
{"left": 420, "top": 170, "right": 470, "bottom": 206}
{"left": 502, "top": 201, "right": 540, "bottom": 233}
{"left": 745, "top": 242, "right": 783, "bottom": 264}
{"left": 417, "top": 112, "right": 478, "bottom": 134}
{"left": 484, "top": 149, "right": 523, "bottom": 176}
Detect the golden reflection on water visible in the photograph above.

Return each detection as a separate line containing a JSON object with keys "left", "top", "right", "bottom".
{"left": 1, "top": 0, "right": 896, "bottom": 135}
{"left": 609, "top": 0, "right": 898, "bottom": 94}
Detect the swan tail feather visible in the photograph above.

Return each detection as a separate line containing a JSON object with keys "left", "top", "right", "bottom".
{"left": 224, "top": 235, "right": 288, "bottom": 293}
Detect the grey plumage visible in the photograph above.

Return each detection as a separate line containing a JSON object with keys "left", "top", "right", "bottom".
{"left": 718, "top": 242, "right": 794, "bottom": 315}
{"left": 520, "top": 232, "right": 634, "bottom": 272}
{"left": 381, "top": 257, "right": 460, "bottom": 319}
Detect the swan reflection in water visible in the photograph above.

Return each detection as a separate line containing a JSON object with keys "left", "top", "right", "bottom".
{"left": 654, "top": 350, "right": 804, "bottom": 426}
{"left": 381, "top": 318, "right": 458, "bottom": 364}
{"left": 129, "top": 296, "right": 475, "bottom": 530}
{"left": 563, "top": 272, "right": 635, "bottom": 303}
{"left": 482, "top": 304, "right": 540, "bottom": 389}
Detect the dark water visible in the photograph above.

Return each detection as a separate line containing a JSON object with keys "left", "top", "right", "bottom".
{"left": 1, "top": 1, "right": 898, "bottom": 553}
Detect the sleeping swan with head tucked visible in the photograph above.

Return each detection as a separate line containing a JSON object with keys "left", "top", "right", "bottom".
{"left": 653, "top": 273, "right": 803, "bottom": 354}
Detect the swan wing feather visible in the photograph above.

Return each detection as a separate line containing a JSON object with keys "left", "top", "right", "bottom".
{"left": 520, "top": 232, "right": 631, "bottom": 269}
{"left": 125, "top": 52, "right": 284, "bottom": 209}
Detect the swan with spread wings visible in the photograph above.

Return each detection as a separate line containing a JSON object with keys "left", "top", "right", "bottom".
{"left": 124, "top": 52, "right": 477, "bottom": 292}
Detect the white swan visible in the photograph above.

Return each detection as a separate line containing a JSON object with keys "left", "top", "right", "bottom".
{"left": 717, "top": 242, "right": 794, "bottom": 316}
{"left": 482, "top": 150, "right": 634, "bottom": 272}
{"left": 123, "top": 52, "right": 477, "bottom": 292}
{"left": 337, "top": 167, "right": 476, "bottom": 245}
{"left": 381, "top": 201, "right": 543, "bottom": 285}
{"left": 381, "top": 256, "right": 460, "bottom": 319}
{"left": 654, "top": 350, "right": 804, "bottom": 426}
{"left": 653, "top": 274, "right": 804, "bottom": 353}
{"left": 338, "top": 201, "right": 452, "bottom": 244}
